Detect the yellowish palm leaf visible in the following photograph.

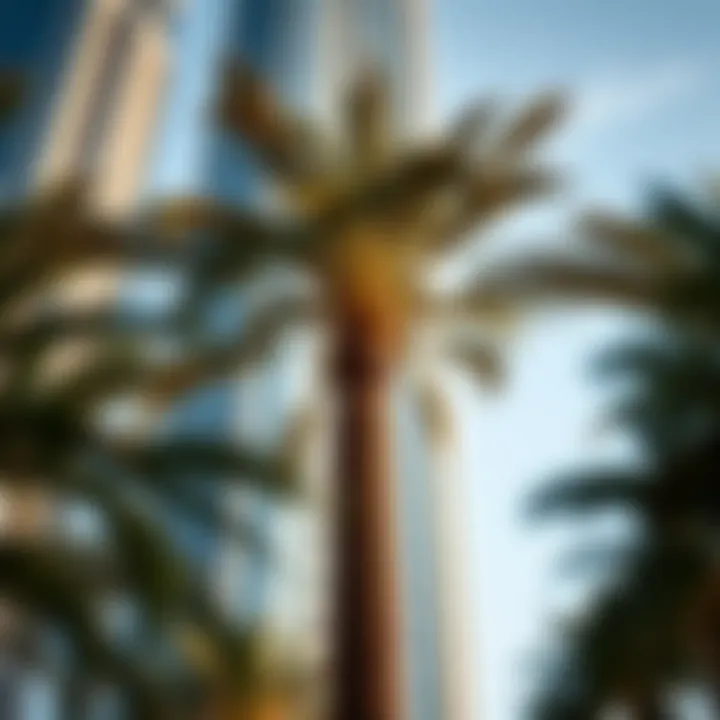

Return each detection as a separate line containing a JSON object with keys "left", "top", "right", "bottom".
{"left": 217, "top": 62, "right": 329, "bottom": 185}
{"left": 414, "top": 380, "right": 455, "bottom": 447}
{"left": 279, "top": 403, "right": 321, "bottom": 487}
{"left": 446, "top": 338, "right": 504, "bottom": 389}
{"left": 497, "top": 92, "right": 567, "bottom": 155}
{"left": 468, "top": 255, "right": 659, "bottom": 308}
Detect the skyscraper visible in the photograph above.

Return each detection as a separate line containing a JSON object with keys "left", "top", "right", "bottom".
{"left": 0, "top": 0, "right": 175, "bottom": 215}
{"left": 35, "top": 0, "right": 176, "bottom": 218}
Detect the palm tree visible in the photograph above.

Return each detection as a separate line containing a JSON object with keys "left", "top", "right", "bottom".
{"left": 152, "top": 60, "right": 567, "bottom": 719}
{"left": 526, "top": 186, "right": 720, "bottom": 717}
{"left": 0, "top": 183, "right": 294, "bottom": 718}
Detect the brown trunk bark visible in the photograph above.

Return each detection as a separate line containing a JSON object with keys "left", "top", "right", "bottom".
{"left": 330, "top": 313, "right": 404, "bottom": 720}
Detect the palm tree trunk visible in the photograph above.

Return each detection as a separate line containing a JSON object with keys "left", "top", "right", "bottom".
{"left": 330, "top": 313, "right": 404, "bottom": 720}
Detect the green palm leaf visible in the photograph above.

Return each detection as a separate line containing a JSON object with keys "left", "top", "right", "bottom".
{"left": 527, "top": 471, "right": 652, "bottom": 519}
{"left": 113, "top": 439, "right": 291, "bottom": 494}
{"left": 472, "top": 254, "right": 658, "bottom": 308}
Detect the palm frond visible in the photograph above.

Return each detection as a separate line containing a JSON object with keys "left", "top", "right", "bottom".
{"left": 280, "top": 403, "right": 321, "bottom": 483}
{"left": 68, "top": 464, "right": 194, "bottom": 622}
{"left": 430, "top": 168, "right": 559, "bottom": 251}
{"left": 114, "top": 439, "right": 291, "bottom": 495}
{"left": 0, "top": 186, "right": 124, "bottom": 314}
{"left": 527, "top": 472, "right": 651, "bottom": 519}
{"left": 469, "top": 255, "right": 659, "bottom": 308}
{"left": 445, "top": 337, "right": 504, "bottom": 389}
{"left": 413, "top": 379, "right": 454, "bottom": 447}
{"left": 141, "top": 295, "right": 319, "bottom": 407}
{"left": 151, "top": 197, "right": 306, "bottom": 283}
{"left": 0, "top": 544, "right": 162, "bottom": 705}
{"left": 65, "top": 464, "right": 273, "bottom": 686}
{"left": 344, "top": 70, "right": 392, "bottom": 174}
{"left": 429, "top": 287, "right": 519, "bottom": 332}
{"left": 43, "top": 349, "right": 141, "bottom": 409}
{"left": 496, "top": 93, "right": 567, "bottom": 154}
{"left": 581, "top": 211, "right": 685, "bottom": 272}
{"left": 650, "top": 188, "right": 720, "bottom": 259}
{"left": 593, "top": 340, "right": 678, "bottom": 379}
{"left": 450, "top": 100, "right": 496, "bottom": 151}
{"left": 317, "top": 145, "right": 463, "bottom": 235}
{"left": 217, "top": 61, "right": 329, "bottom": 184}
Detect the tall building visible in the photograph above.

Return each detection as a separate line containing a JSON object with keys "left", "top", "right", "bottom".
{"left": 35, "top": 0, "right": 175, "bottom": 218}
{"left": 0, "top": 0, "right": 175, "bottom": 216}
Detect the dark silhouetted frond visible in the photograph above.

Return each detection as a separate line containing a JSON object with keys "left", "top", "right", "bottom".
{"left": 527, "top": 471, "right": 651, "bottom": 519}
{"left": 114, "top": 439, "right": 290, "bottom": 495}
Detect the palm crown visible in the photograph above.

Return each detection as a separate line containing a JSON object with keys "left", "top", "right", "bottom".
{"left": 153, "top": 62, "right": 566, "bottom": 413}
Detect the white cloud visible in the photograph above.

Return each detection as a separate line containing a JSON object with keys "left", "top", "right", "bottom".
{"left": 567, "top": 59, "right": 706, "bottom": 139}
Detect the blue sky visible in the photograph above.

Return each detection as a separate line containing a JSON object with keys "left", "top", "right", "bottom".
{"left": 434, "top": 0, "right": 720, "bottom": 205}
{"left": 430, "top": 0, "right": 720, "bottom": 717}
